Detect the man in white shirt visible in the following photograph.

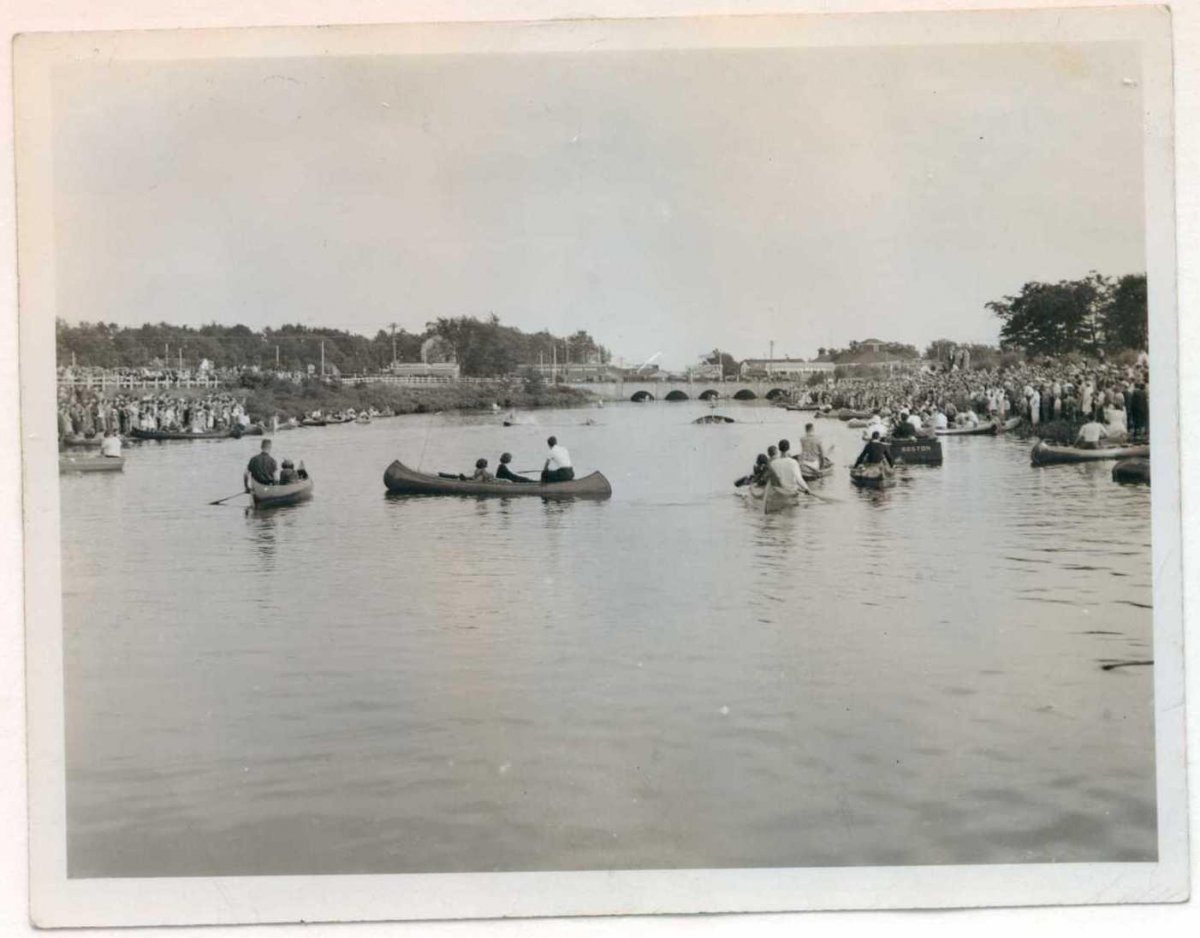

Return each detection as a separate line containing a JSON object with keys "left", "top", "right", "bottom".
{"left": 99, "top": 429, "right": 122, "bottom": 459}
{"left": 541, "top": 436, "right": 575, "bottom": 483}
{"left": 767, "top": 446, "right": 811, "bottom": 497}
{"left": 1076, "top": 420, "right": 1109, "bottom": 450}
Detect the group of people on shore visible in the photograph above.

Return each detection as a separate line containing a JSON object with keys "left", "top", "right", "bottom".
{"left": 57, "top": 387, "right": 252, "bottom": 441}
{"left": 461, "top": 437, "right": 576, "bottom": 484}
{"left": 799, "top": 355, "right": 1150, "bottom": 443}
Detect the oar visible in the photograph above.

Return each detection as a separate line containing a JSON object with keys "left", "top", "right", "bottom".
{"left": 209, "top": 490, "right": 249, "bottom": 505}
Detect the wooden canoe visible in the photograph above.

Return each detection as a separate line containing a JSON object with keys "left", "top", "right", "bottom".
{"left": 247, "top": 476, "right": 314, "bottom": 508}
{"left": 850, "top": 463, "right": 896, "bottom": 489}
{"left": 693, "top": 414, "right": 735, "bottom": 424}
{"left": 1112, "top": 458, "right": 1150, "bottom": 485}
{"left": 384, "top": 460, "right": 612, "bottom": 499}
{"left": 799, "top": 458, "right": 835, "bottom": 481}
{"left": 59, "top": 455, "right": 124, "bottom": 473}
{"left": 884, "top": 436, "right": 943, "bottom": 466}
{"left": 935, "top": 421, "right": 998, "bottom": 436}
{"left": 130, "top": 427, "right": 236, "bottom": 441}
{"left": 60, "top": 435, "right": 105, "bottom": 448}
{"left": 1031, "top": 440, "right": 1150, "bottom": 467}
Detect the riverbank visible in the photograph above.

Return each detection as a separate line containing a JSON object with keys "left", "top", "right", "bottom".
{"left": 239, "top": 377, "right": 595, "bottom": 423}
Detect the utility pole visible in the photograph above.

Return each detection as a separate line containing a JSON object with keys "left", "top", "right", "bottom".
{"left": 275, "top": 345, "right": 280, "bottom": 368}
{"left": 178, "top": 348, "right": 183, "bottom": 371}
{"left": 389, "top": 322, "right": 399, "bottom": 366}
{"left": 320, "top": 340, "right": 325, "bottom": 377}
{"left": 769, "top": 339, "right": 775, "bottom": 377}
{"left": 552, "top": 342, "right": 557, "bottom": 384}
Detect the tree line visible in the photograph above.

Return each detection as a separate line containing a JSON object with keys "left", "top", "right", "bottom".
{"left": 56, "top": 316, "right": 612, "bottom": 379}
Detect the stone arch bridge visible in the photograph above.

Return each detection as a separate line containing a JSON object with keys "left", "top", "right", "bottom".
{"left": 561, "top": 379, "right": 798, "bottom": 403}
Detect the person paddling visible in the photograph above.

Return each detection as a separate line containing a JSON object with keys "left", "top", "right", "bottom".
{"left": 798, "top": 423, "right": 828, "bottom": 471}
{"left": 244, "top": 438, "right": 277, "bottom": 490}
{"left": 767, "top": 442, "right": 811, "bottom": 497}
{"left": 541, "top": 436, "right": 575, "bottom": 483}
{"left": 497, "top": 452, "right": 533, "bottom": 483}
{"left": 854, "top": 431, "right": 894, "bottom": 468}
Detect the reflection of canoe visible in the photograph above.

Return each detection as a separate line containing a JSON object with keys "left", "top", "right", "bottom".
{"left": 850, "top": 463, "right": 896, "bottom": 489}
{"left": 846, "top": 418, "right": 869, "bottom": 428}
{"left": 693, "top": 414, "right": 735, "bottom": 424}
{"left": 130, "top": 428, "right": 234, "bottom": 441}
{"left": 1112, "top": 458, "right": 1150, "bottom": 485}
{"left": 59, "top": 455, "right": 124, "bottom": 473}
{"left": 248, "top": 476, "right": 314, "bottom": 508}
{"left": 60, "top": 435, "right": 104, "bottom": 449}
{"left": 1031, "top": 441, "right": 1150, "bottom": 467}
{"left": 384, "top": 460, "right": 612, "bottom": 499}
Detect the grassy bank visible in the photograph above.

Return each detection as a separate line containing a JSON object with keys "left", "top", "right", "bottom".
{"left": 238, "top": 377, "right": 595, "bottom": 422}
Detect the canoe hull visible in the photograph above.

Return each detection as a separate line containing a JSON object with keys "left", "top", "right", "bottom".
{"left": 850, "top": 464, "right": 896, "bottom": 489}
{"left": 59, "top": 455, "right": 124, "bottom": 473}
{"left": 885, "top": 437, "right": 943, "bottom": 466}
{"left": 693, "top": 415, "right": 735, "bottom": 424}
{"left": 249, "top": 477, "right": 314, "bottom": 507}
{"left": 1031, "top": 441, "right": 1150, "bottom": 467}
{"left": 384, "top": 460, "right": 612, "bottom": 499}
{"left": 131, "top": 428, "right": 234, "bottom": 441}
{"left": 799, "top": 459, "right": 835, "bottom": 481}
{"left": 1112, "top": 458, "right": 1150, "bottom": 485}
{"left": 936, "top": 422, "right": 998, "bottom": 436}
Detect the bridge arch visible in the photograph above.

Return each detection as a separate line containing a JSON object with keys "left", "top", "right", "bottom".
{"left": 733, "top": 388, "right": 758, "bottom": 401}
{"left": 631, "top": 390, "right": 655, "bottom": 402}
{"left": 765, "top": 388, "right": 787, "bottom": 401}
{"left": 664, "top": 389, "right": 689, "bottom": 401}
{"left": 698, "top": 389, "right": 719, "bottom": 401}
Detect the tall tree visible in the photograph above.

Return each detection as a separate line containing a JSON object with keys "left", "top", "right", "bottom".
{"left": 1101, "top": 273, "right": 1148, "bottom": 351}
{"left": 988, "top": 274, "right": 1108, "bottom": 356}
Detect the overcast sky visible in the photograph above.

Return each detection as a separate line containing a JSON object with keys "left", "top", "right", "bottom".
{"left": 51, "top": 41, "right": 1145, "bottom": 368}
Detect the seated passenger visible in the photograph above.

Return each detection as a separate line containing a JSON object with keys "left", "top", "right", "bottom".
{"left": 1076, "top": 420, "right": 1110, "bottom": 450}
{"left": 278, "top": 459, "right": 299, "bottom": 484}
{"left": 496, "top": 452, "right": 533, "bottom": 483}
{"left": 470, "top": 458, "right": 495, "bottom": 482}
{"left": 735, "top": 453, "right": 770, "bottom": 487}
{"left": 891, "top": 413, "right": 916, "bottom": 439}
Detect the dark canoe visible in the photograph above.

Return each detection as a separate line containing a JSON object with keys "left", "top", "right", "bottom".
{"left": 693, "top": 414, "right": 735, "bottom": 424}
{"left": 130, "top": 427, "right": 236, "bottom": 441}
{"left": 59, "top": 455, "right": 124, "bottom": 473}
{"left": 248, "top": 476, "right": 314, "bottom": 508}
{"left": 884, "top": 436, "right": 943, "bottom": 466}
{"left": 936, "top": 421, "right": 999, "bottom": 436}
{"left": 301, "top": 419, "right": 328, "bottom": 427}
{"left": 850, "top": 463, "right": 896, "bottom": 489}
{"left": 1112, "top": 458, "right": 1150, "bottom": 485}
{"left": 1031, "top": 441, "right": 1150, "bottom": 467}
{"left": 384, "top": 460, "right": 612, "bottom": 499}
{"left": 1000, "top": 416, "right": 1022, "bottom": 432}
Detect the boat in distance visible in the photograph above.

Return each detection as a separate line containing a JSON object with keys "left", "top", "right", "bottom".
{"left": 384, "top": 460, "right": 612, "bottom": 499}
{"left": 1030, "top": 440, "right": 1150, "bottom": 467}
{"left": 59, "top": 455, "right": 124, "bottom": 473}
{"left": 1112, "top": 457, "right": 1150, "bottom": 486}
{"left": 247, "top": 476, "right": 314, "bottom": 508}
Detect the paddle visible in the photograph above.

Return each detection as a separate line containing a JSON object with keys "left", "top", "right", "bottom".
{"left": 209, "top": 490, "right": 249, "bottom": 505}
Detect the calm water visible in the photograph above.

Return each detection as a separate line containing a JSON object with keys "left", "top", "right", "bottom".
{"left": 61, "top": 401, "right": 1156, "bottom": 877}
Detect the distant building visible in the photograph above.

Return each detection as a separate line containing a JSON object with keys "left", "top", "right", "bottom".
{"left": 739, "top": 359, "right": 836, "bottom": 380}
{"left": 388, "top": 361, "right": 461, "bottom": 379}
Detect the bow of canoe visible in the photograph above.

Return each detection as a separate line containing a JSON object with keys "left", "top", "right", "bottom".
{"left": 384, "top": 460, "right": 612, "bottom": 499}
{"left": 59, "top": 455, "right": 124, "bottom": 473}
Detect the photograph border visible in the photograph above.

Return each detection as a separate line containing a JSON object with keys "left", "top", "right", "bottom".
{"left": 13, "top": 4, "right": 1188, "bottom": 928}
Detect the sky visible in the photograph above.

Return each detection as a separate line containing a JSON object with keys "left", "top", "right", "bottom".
{"left": 50, "top": 41, "right": 1146, "bottom": 369}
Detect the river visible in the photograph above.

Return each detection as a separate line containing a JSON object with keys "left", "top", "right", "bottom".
{"left": 60, "top": 400, "right": 1156, "bottom": 876}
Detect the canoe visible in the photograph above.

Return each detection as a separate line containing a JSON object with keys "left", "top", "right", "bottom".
{"left": 247, "top": 476, "right": 314, "bottom": 508}
{"left": 694, "top": 414, "right": 735, "bottom": 424}
{"left": 1031, "top": 440, "right": 1150, "bottom": 467}
{"left": 130, "top": 427, "right": 235, "bottom": 441}
{"left": 300, "top": 419, "right": 328, "bottom": 427}
{"left": 936, "top": 422, "right": 998, "bottom": 436}
{"left": 850, "top": 463, "right": 896, "bottom": 489}
{"left": 884, "top": 436, "right": 943, "bottom": 466}
{"left": 1000, "top": 416, "right": 1022, "bottom": 432}
{"left": 1112, "top": 458, "right": 1150, "bottom": 486}
{"left": 845, "top": 418, "right": 869, "bottom": 428}
{"left": 60, "top": 435, "right": 104, "bottom": 448}
{"left": 384, "top": 459, "right": 612, "bottom": 499}
{"left": 59, "top": 455, "right": 124, "bottom": 473}
{"left": 743, "top": 482, "right": 802, "bottom": 513}
{"left": 799, "top": 457, "right": 835, "bottom": 481}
